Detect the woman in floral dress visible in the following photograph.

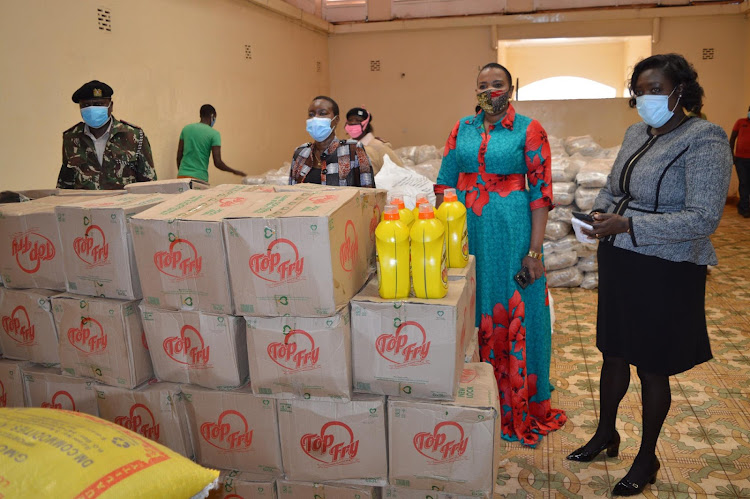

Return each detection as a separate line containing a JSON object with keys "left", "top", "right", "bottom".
{"left": 435, "top": 63, "right": 566, "bottom": 447}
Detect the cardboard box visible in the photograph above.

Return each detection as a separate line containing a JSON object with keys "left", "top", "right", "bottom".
{"left": 0, "top": 359, "right": 30, "bottom": 407}
{"left": 0, "top": 288, "right": 60, "bottom": 364}
{"left": 382, "top": 487, "right": 460, "bottom": 499}
{"left": 350, "top": 277, "right": 470, "bottom": 400}
{"left": 22, "top": 365, "right": 99, "bottom": 416}
{"left": 17, "top": 189, "right": 58, "bottom": 200}
{"left": 55, "top": 193, "right": 172, "bottom": 299}
{"left": 277, "top": 481, "right": 379, "bottom": 499}
{"left": 130, "top": 186, "right": 255, "bottom": 314}
{"left": 182, "top": 384, "right": 284, "bottom": 476}
{"left": 125, "top": 178, "right": 210, "bottom": 194}
{"left": 52, "top": 294, "right": 152, "bottom": 388}
{"left": 244, "top": 308, "right": 352, "bottom": 401}
{"left": 55, "top": 189, "right": 126, "bottom": 197}
{"left": 0, "top": 196, "right": 103, "bottom": 290}
{"left": 447, "top": 255, "right": 476, "bottom": 354}
{"left": 463, "top": 328, "right": 479, "bottom": 364}
{"left": 223, "top": 189, "right": 372, "bottom": 317}
{"left": 140, "top": 305, "right": 248, "bottom": 390}
{"left": 387, "top": 362, "right": 501, "bottom": 499}
{"left": 273, "top": 185, "right": 387, "bottom": 270}
{"left": 95, "top": 380, "right": 193, "bottom": 458}
{"left": 209, "top": 470, "right": 277, "bottom": 499}
{"left": 277, "top": 395, "right": 387, "bottom": 485}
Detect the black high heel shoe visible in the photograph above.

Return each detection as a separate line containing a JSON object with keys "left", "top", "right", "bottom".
{"left": 612, "top": 457, "right": 660, "bottom": 496}
{"left": 566, "top": 430, "right": 620, "bottom": 462}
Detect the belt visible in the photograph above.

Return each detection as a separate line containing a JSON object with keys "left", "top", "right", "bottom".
{"left": 457, "top": 172, "right": 526, "bottom": 216}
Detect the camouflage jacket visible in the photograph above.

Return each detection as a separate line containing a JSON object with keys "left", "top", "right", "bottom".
{"left": 57, "top": 117, "right": 157, "bottom": 190}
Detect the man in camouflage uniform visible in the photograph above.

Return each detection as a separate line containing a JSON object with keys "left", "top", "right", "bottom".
{"left": 57, "top": 80, "right": 157, "bottom": 190}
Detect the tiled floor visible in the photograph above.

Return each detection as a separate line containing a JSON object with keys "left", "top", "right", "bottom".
{"left": 495, "top": 205, "right": 750, "bottom": 498}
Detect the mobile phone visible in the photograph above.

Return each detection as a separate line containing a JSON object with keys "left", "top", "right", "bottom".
{"left": 572, "top": 211, "right": 595, "bottom": 223}
{"left": 514, "top": 267, "right": 531, "bottom": 289}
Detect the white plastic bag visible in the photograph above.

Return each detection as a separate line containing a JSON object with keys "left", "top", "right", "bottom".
{"left": 407, "top": 160, "right": 441, "bottom": 183}
{"left": 564, "top": 135, "right": 603, "bottom": 157}
{"left": 395, "top": 146, "right": 418, "bottom": 163}
{"left": 552, "top": 157, "right": 579, "bottom": 183}
{"left": 545, "top": 220, "right": 571, "bottom": 241}
{"left": 576, "top": 158, "right": 614, "bottom": 188}
{"left": 577, "top": 245, "right": 598, "bottom": 258}
{"left": 545, "top": 250, "right": 578, "bottom": 271}
{"left": 577, "top": 254, "right": 598, "bottom": 272}
{"left": 544, "top": 234, "right": 582, "bottom": 255}
{"left": 581, "top": 271, "right": 599, "bottom": 289}
{"left": 549, "top": 205, "right": 574, "bottom": 225}
{"left": 575, "top": 187, "right": 602, "bottom": 211}
{"left": 415, "top": 145, "right": 442, "bottom": 164}
{"left": 547, "top": 266, "right": 584, "bottom": 288}
{"left": 242, "top": 164, "right": 289, "bottom": 185}
{"left": 375, "top": 155, "right": 436, "bottom": 209}
{"left": 553, "top": 182, "right": 577, "bottom": 206}
{"left": 548, "top": 136, "right": 567, "bottom": 158}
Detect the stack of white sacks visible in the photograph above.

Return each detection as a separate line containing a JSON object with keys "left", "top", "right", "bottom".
{"left": 0, "top": 182, "right": 498, "bottom": 499}
{"left": 545, "top": 135, "right": 619, "bottom": 289}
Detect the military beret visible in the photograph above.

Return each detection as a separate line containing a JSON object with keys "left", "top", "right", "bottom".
{"left": 72, "top": 80, "right": 113, "bottom": 103}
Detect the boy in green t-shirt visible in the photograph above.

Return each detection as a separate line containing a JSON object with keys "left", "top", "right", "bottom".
{"left": 176, "top": 104, "right": 246, "bottom": 182}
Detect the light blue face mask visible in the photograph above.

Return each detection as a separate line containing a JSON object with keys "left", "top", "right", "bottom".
{"left": 210, "top": 115, "right": 216, "bottom": 127}
{"left": 306, "top": 117, "right": 334, "bottom": 142}
{"left": 747, "top": 111, "right": 750, "bottom": 120}
{"left": 81, "top": 105, "right": 110, "bottom": 128}
{"left": 635, "top": 88, "right": 679, "bottom": 128}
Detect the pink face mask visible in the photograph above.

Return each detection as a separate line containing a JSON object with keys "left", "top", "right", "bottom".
{"left": 345, "top": 115, "right": 371, "bottom": 139}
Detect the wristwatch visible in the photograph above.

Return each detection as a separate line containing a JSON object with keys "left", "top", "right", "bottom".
{"left": 527, "top": 250, "right": 542, "bottom": 260}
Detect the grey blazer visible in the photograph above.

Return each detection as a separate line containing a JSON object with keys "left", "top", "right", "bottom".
{"left": 592, "top": 117, "right": 732, "bottom": 265}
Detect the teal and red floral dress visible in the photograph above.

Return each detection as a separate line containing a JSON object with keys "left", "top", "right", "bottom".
{"left": 436, "top": 105, "right": 566, "bottom": 447}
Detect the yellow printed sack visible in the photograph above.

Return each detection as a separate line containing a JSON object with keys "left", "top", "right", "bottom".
{"left": 0, "top": 408, "right": 219, "bottom": 498}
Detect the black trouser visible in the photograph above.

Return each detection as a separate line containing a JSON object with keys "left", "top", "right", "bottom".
{"left": 736, "top": 157, "right": 750, "bottom": 212}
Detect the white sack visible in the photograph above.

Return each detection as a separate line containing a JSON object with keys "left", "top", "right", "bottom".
{"left": 545, "top": 251, "right": 578, "bottom": 271}
{"left": 547, "top": 266, "right": 585, "bottom": 288}
{"left": 375, "top": 155, "right": 436, "bottom": 209}
{"left": 575, "top": 187, "right": 602, "bottom": 211}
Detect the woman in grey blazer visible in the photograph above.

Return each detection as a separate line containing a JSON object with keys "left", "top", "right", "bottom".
{"left": 566, "top": 54, "right": 732, "bottom": 496}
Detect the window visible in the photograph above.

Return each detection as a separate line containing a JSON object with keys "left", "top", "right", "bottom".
{"left": 498, "top": 36, "right": 651, "bottom": 101}
{"left": 518, "top": 76, "right": 616, "bottom": 101}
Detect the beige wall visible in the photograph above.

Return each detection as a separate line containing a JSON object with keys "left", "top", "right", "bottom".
{"left": 652, "top": 15, "right": 747, "bottom": 137}
{"left": 0, "top": 0, "right": 329, "bottom": 191}
{"left": 328, "top": 27, "right": 496, "bottom": 150}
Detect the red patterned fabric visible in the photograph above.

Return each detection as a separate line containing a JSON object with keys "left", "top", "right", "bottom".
{"left": 479, "top": 291, "right": 567, "bottom": 447}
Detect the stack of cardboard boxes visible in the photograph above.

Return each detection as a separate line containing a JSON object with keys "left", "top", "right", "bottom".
{"left": 0, "top": 193, "right": 168, "bottom": 419}
{"left": 0, "top": 184, "right": 498, "bottom": 499}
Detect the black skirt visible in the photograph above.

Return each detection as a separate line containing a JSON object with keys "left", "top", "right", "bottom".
{"left": 596, "top": 243, "right": 713, "bottom": 376}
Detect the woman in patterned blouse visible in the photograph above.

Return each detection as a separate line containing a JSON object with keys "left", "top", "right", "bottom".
{"left": 289, "top": 96, "right": 375, "bottom": 188}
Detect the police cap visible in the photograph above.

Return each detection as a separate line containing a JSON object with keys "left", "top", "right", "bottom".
{"left": 72, "top": 80, "right": 113, "bottom": 103}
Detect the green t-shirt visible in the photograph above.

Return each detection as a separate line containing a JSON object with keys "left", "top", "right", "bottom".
{"left": 177, "top": 123, "right": 221, "bottom": 182}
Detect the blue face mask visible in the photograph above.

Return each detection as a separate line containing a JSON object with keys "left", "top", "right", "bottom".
{"left": 306, "top": 117, "right": 334, "bottom": 142}
{"left": 81, "top": 105, "right": 110, "bottom": 128}
{"left": 635, "top": 88, "right": 679, "bottom": 128}
{"left": 210, "top": 116, "right": 216, "bottom": 127}
{"left": 747, "top": 112, "right": 750, "bottom": 120}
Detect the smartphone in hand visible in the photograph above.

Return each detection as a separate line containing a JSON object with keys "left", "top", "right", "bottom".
{"left": 572, "top": 211, "right": 595, "bottom": 223}
{"left": 514, "top": 267, "right": 532, "bottom": 289}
